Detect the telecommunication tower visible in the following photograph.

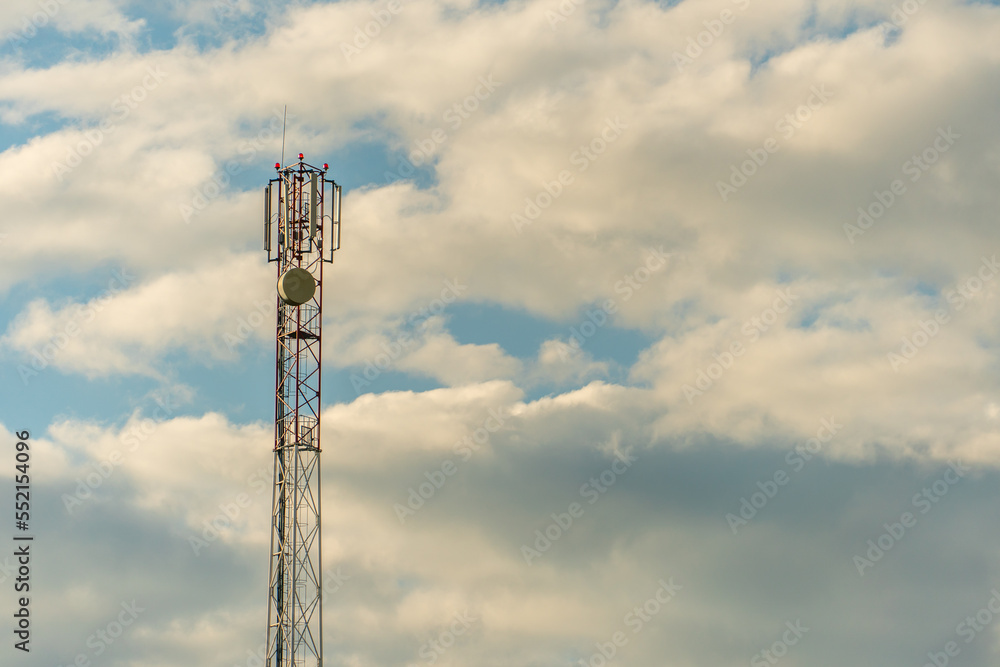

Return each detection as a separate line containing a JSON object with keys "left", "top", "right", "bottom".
{"left": 263, "top": 153, "right": 341, "bottom": 667}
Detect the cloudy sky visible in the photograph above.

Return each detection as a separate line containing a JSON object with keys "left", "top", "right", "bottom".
{"left": 3, "top": 0, "right": 1000, "bottom": 665}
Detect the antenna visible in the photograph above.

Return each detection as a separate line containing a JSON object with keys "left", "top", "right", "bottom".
{"left": 263, "top": 157, "right": 342, "bottom": 667}
{"left": 280, "top": 104, "right": 287, "bottom": 167}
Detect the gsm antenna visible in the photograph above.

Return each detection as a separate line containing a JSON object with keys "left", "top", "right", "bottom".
{"left": 262, "top": 150, "right": 342, "bottom": 667}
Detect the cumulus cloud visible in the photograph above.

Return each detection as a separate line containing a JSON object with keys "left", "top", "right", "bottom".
{"left": 1, "top": 253, "right": 273, "bottom": 377}
{"left": 0, "top": 0, "right": 142, "bottom": 43}
{"left": 6, "top": 380, "right": 1000, "bottom": 667}
{"left": 0, "top": 0, "right": 997, "bottom": 458}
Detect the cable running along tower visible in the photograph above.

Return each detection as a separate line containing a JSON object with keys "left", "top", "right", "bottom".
{"left": 263, "top": 154, "right": 341, "bottom": 667}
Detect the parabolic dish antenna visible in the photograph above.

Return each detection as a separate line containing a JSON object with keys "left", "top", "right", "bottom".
{"left": 277, "top": 267, "right": 316, "bottom": 306}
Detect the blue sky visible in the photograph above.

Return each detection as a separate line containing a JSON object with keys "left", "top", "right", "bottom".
{"left": 4, "top": 0, "right": 1000, "bottom": 665}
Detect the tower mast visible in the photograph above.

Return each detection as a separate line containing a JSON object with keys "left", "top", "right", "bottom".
{"left": 263, "top": 154, "right": 341, "bottom": 667}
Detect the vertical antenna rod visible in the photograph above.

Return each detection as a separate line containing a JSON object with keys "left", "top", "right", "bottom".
{"left": 280, "top": 105, "right": 288, "bottom": 168}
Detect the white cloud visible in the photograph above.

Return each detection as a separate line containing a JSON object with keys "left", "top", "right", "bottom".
{"left": 531, "top": 338, "right": 610, "bottom": 386}
{"left": 395, "top": 318, "right": 523, "bottom": 385}
{"left": 10, "top": 374, "right": 996, "bottom": 667}
{"left": 1, "top": 253, "right": 273, "bottom": 377}
{"left": 0, "top": 0, "right": 141, "bottom": 42}
{"left": 1, "top": 0, "right": 999, "bottom": 463}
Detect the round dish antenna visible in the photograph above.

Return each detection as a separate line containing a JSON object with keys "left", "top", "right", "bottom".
{"left": 277, "top": 267, "right": 316, "bottom": 305}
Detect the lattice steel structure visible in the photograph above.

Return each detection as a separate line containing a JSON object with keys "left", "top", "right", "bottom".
{"left": 263, "top": 154, "right": 341, "bottom": 667}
